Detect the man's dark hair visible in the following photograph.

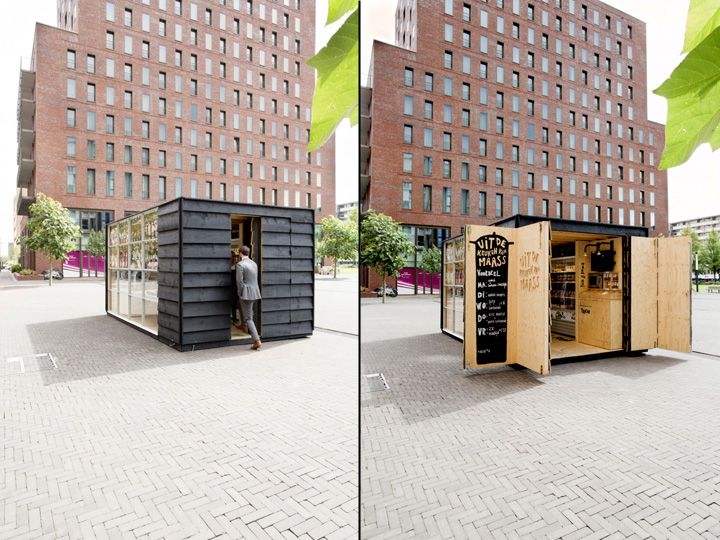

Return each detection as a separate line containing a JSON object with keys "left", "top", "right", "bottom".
{"left": 240, "top": 245, "right": 251, "bottom": 256}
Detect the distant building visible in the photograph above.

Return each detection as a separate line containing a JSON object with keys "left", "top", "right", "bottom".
{"left": 336, "top": 201, "right": 358, "bottom": 221}
{"left": 671, "top": 214, "right": 720, "bottom": 241}
{"left": 14, "top": 0, "right": 335, "bottom": 272}
{"left": 361, "top": 0, "right": 668, "bottom": 293}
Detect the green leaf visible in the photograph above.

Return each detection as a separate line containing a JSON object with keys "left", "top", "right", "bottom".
{"left": 654, "top": 27, "right": 720, "bottom": 168}
{"left": 683, "top": 0, "right": 720, "bottom": 53}
{"left": 326, "top": 0, "right": 358, "bottom": 25}
{"left": 306, "top": 8, "right": 358, "bottom": 152}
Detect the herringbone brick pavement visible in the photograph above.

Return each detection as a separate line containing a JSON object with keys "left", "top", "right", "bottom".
{"left": 0, "top": 273, "right": 357, "bottom": 539}
{"left": 361, "top": 295, "right": 720, "bottom": 539}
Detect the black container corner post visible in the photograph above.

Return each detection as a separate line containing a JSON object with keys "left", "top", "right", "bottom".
{"left": 105, "top": 197, "right": 315, "bottom": 351}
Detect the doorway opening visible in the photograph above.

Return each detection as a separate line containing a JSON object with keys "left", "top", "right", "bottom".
{"left": 230, "top": 214, "right": 261, "bottom": 341}
{"left": 550, "top": 230, "right": 623, "bottom": 360}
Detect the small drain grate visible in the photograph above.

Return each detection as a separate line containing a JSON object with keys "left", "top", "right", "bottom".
{"left": 2, "top": 353, "right": 57, "bottom": 375}
{"left": 365, "top": 373, "right": 389, "bottom": 392}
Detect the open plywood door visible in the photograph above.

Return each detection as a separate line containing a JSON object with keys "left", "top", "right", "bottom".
{"left": 657, "top": 237, "right": 691, "bottom": 352}
{"left": 630, "top": 237, "right": 658, "bottom": 350}
{"left": 630, "top": 236, "right": 691, "bottom": 352}
{"left": 463, "top": 223, "right": 550, "bottom": 375}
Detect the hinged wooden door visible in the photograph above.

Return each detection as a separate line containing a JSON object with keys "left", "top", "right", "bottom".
{"left": 630, "top": 237, "right": 658, "bottom": 350}
{"left": 463, "top": 223, "right": 550, "bottom": 375}
{"left": 657, "top": 236, "right": 691, "bottom": 352}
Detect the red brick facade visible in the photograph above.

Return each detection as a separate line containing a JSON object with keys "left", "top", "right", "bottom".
{"left": 362, "top": 0, "right": 668, "bottom": 290}
{"left": 16, "top": 0, "right": 335, "bottom": 270}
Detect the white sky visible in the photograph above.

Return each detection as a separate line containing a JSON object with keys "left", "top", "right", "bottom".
{"left": 0, "top": 1, "right": 357, "bottom": 257}
{"left": 361, "top": 0, "right": 720, "bottom": 228}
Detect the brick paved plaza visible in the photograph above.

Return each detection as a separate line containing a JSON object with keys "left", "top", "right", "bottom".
{"left": 0, "top": 271, "right": 358, "bottom": 539}
{"left": 361, "top": 295, "right": 720, "bottom": 539}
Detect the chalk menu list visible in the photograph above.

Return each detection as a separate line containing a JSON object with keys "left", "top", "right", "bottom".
{"left": 473, "top": 233, "right": 512, "bottom": 364}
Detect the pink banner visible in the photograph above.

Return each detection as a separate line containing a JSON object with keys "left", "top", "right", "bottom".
{"left": 64, "top": 251, "right": 105, "bottom": 274}
{"left": 397, "top": 267, "right": 441, "bottom": 293}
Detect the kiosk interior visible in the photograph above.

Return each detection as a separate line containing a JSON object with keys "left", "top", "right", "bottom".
{"left": 442, "top": 216, "right": 691, "bottom": 375}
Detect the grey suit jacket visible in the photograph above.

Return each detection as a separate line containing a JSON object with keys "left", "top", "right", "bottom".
{"left": 236, "top": 257, "right": 261, "bottom": 300}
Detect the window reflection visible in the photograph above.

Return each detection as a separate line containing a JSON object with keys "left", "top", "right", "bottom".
{"left": 107, "top": 208, "right": 159, "bottom": 333}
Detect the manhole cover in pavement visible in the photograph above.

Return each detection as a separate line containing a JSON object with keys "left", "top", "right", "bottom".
{"left": 365, "top": 373, "right": 389, "bottom": 392}
{"left": 2, "top": 353, "right": 57, "bottom": 375}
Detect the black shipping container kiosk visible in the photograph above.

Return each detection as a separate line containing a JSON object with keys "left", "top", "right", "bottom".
{"left": 441, "top": 216, "right": 692, "bottom": 375}
{"left": 105, "top": 198, "right": 315, "bottom": 351}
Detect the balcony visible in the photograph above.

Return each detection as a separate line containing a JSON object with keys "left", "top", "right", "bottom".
{"left": 16, "top": 190, "right": 35, "bottom": 217}
{"left": 17, "top": 60, "right": 35, "bottom": 189}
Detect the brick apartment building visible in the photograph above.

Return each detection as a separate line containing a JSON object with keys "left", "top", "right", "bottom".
{"left": 361, "top": 0, "right": 667, "bottom": 293}
{"left": 15, "top": 0, "right": 335, "bottom": 272}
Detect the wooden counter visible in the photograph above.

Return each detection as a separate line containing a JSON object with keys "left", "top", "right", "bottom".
{"left": 576, "top": 290, "right": 622, "bottom": 350}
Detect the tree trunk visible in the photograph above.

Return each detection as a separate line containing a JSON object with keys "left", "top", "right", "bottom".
{"left": 382, "top": 276, "right": 386, "bottom": 304}
{"left": 94, "top": 256, "right": 98, "bottom": 277}
{"left": 333, "top": 258, "right": 337, "bottom": 279}
{"left": 48, "top": 261, "right": 53, "bottom": 286}
{"left": 430, "top": 273, "right": 433, "bottom": 295}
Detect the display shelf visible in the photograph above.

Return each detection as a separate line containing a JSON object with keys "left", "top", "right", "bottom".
{"left": 442, "top": 236, "right": 465, "bottom": 338}
{"left": 550, "top": 253, "right": 576, "bottom": 338}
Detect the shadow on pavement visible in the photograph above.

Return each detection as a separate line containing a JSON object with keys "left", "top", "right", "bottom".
{"left": 26, "top": 315, "right": 274, "bottom": 385}
{"left": 363, "top": 332, "right": 687, "bottom": 423}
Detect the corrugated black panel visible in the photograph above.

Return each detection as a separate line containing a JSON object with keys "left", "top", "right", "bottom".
{"left": 183, "top": 301, "right": 230, "bottom": 317}
{"left": 182, "top": 315, "right": 230, "bottom": 333}
{"left": 262, "top": 217, "right": 292, "bottom": 233}
{"left": 182, "top": 259, "right": 229, "bottom": 273}
{"left": 158, "top": 230, "right": 179, "bottom": 245}
{"left": 158, "top": 313, "right": 180, "bottom": 336}
{"left": 158, "top": 299, "right": 179, "bottom": 316}
{"left": 183, "top": 228, "right": 230, "bottom": 244}
{"left": 291, "top": 259, "right": 313, "bottom": 271}
{"left": 290, "top": 234, "right": 314, "bottom": 247}
{"left": 158, "top": 273, "right": 181, "bottom": 287}
{"left": 158, "top": 325, "right": 181, "bottom": 344}
{"left": 291, "top": 222, "right": 314, "bottom": 235}
{"left": 263, "top": 245, "right": 291, "bottom": 258}
{"left": 182, "top": 212, "right": 229, "bottom": 230}
{"left": 263, "top": 259, "right": 292, "bottom": 272}
{"left": 263, "top": 272, "right": 292, "bottom": 285}
{"left": 158, "top": 213, "right": 180, "bottom": 232}
{"left": 263, "top": 232, "right": 291, "bottom": 245}
{"left": 263, "top": 284, "right": 312, "bottom": 298}
{"left": 182, "top": 273, "right": 231, "bottom": 288}
{"left": 158, "top": 244, "right": 180, "bottom": 258}
{"left": 158, "top": 199, "right": 180, "bottom": 215}
{"left": 182, "top": 287, "right": 230, "bottom": 302}
{"left": 162, "top": 260, "right": 181, "bottom": 273}
{"left": 264, "top": 322, "right": 312, "bottom": 338}
{"left": 181, "top": 244, "right": 229, "bottom": 258}
{"left": 264, "top": 311, "right": 291, "bottom": 325}
{"left": 290, "top": 273, "right": 313, "bottom": 285}
{"left": 291, "top": 309, "right": 313, "bottom": 322}
{"left": 158, "top": 285, "right": 179, "bottom": 302}
{"left": 290, "top": 246, "right": 313, "bottom": 259}
{"left": 262, "top": 298, "right": 290, "bottom": 311}
{"left": 183, "top": 328, "right": 231, "bottom": 345}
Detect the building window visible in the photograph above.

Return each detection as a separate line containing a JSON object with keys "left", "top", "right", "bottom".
{"left": 106, "top": 31, "right": 115, "bottom": 49}
{"left": 442, "top": 187, "right": 452, "bottom": 213}
{"left": 67, "top": 108, "right": 76, "bottom": 127}
{"left": 495, "top": 194, "right": 503, "bottom": 217}
{"left": 404, "top": 67, "right": 414, "bottom": 86}
{"left": 142, "top": 174, "right": 150, "bottom": 199}
{"left": 66, "top": 137, "right": 76, "bottom": 157}
{"left": 124, "top": 173, "right": 133, "bottom": 198}
{"left": 106, "top": 171, "right": 115, "bottom": 196}
{"left": 87, "top": 169, "right": 96, "bottom": 195}
{"left": 67, "top": 49, "right": 76, "bottom": 69}
{"left": 402, "top": 182, "right": 412, "bottom": 209}
{"left": 66, "top": 166, "right": 76, "bottom": 193}
{"left": 423, "top": 185, "right": 432, "bottom": 211}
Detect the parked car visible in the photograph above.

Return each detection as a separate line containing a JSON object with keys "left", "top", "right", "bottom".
{"left": 41, "top": 269, "right": 64, "bottom": 280}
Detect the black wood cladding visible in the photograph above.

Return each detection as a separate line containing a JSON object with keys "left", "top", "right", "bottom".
{"left": 155, "top": 198, "right": 314, "bottom": 349}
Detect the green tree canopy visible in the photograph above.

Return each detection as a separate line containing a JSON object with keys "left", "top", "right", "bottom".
{"left": 654, "top": 0, "right": 720, "bottom": 168}
{"left": 317, "top": 215, "right": 357, "bottom": 278}
{"left": 681, "top": 226, "right": 702, "bottom": 262}
{"left": 419, "top": 245, "right": 442, "bottom": 294}
{"left": 17, "top": 192, "right": 80, "bottom": 285}
{"left": 700, "top": 229, "right": 720, "bottom": 279}
{"left": 360, "top": 210, "right": 413, "bottom": 303}
{"left": 86, "top": 229, "right": 106, "bottom": 277}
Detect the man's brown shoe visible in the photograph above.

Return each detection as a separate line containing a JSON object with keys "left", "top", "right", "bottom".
{"left": 251, "top": 340, "right": 262, "bottom": 350}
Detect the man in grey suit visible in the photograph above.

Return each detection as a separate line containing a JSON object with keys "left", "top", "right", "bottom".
{"left": 236, "top": 245, "right": 262, "bottom": 350}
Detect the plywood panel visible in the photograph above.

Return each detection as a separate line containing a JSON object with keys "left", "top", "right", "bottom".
{"left": 510, "top": 222, "right": 551, "bottom": 375}
{"left": 576, "top": 294, "right": 622, "bottom": 349}
{"left": 630, "top": 237, "right": 658, "bottom": 350}
{"left": 657, "top": 236, "right": 691, "bottom": 352}
{"left": 463, "top": 225, "right": 510, "bottom": 369}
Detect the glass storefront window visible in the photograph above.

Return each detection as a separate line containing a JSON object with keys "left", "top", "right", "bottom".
{"left": 107, "top": 208, "right": 159, "bottom": 333}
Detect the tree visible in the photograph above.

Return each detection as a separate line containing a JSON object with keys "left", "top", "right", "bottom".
{"left": 306, "top": 0, "right": 358, "bottom": 151}
{"left": 86, "top": 229, "right": 106, "bottom": 277}
{"left": 16, "top": 193, "right": 81, "bottom": 286}
{"left": 700, "top": 230, "right": 720, "bottom": 281}
{"left": 654, "top": 0, "right": 720, "bottom": 168}
{"left": 360, "top": 210, "right": 413, "bottom": 303}
{"left": 681, "top": 227, "right": 702, "bottom": 261}
{"left": 317, "top": 215, "right": 357, "bottom": 278}
{"left": 419, "top": 245, "right": 442, "bottom": 294}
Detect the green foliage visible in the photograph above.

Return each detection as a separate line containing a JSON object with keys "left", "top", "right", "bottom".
{"left": 360, "top": 210, "right": 414, "bottom": 283}
{"left": 700, "top": 229, "right": 720, "bottom": 277}
{"left": 317, "top": 215, "right": 357, "bottom": 277}
{"left": 681, "top": 227, "right": 702, "bottom": 260}
{"left": 19, "top": 269, "right": 34, "bottom": 276}
{"left": 16, "top": 193, "right": 81, "bottom": 284}
{"left": 86, "top": 230, "right": 106, "bottom": 257}
{"left": 654, "top": 1, "right": 720, "bottom": 168}
{"left": 306, "top": 2, "right": 358, "bottom": 151}
{"left": 419, "top": 245, "right": 442, "bottom": 275}
{"left": 10, "top": 263, "right": 22, "bottom": 273}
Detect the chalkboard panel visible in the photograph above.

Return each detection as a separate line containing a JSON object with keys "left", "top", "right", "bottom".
{"left": 473, "top": 233, "right": 513, "bottom": 364}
